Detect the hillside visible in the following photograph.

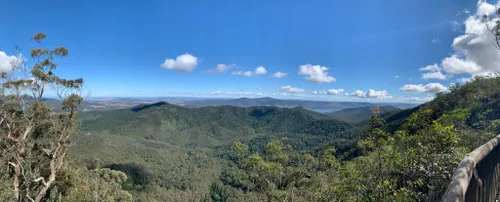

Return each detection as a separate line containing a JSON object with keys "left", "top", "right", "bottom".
{"left": 70, "top": 103, "right": 356, "bottom": 201}
{"left": 68, "top": 76, "right": 500, "bottom": 201}
{"left": 325, "top": 105, "right": 400, "bottom": 123}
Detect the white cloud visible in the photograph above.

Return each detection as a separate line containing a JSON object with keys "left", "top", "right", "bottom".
{"left": 432, "top": 38, "right": 440, "bottom": 44}
{"left": 394, "top": 75, "right": 400, "bottom": 79}
{"left": 441, "top": 55, "right": 482, "bottom": 75}
{"left": 457, "top": 77, "right": 472, "bottom": 83}
{"left": 298, "top": 64, "right": 335, "bottom": 83}
{"left": 255, "top": 66, "right": 267, "bottom": 75}
{"left": 347, "top": 89, "right": 392, "bottom": 99}
{"left": 420, "top": 1, "right": 500, "bottom": 80}
{"left": 422, "top": 71, "right": 447, "bottom": 80}
{"left": 477, "top": 1, "right": 495, "bottom": 16}
{"left": 310, "top": 89, "right": 344, "bottom": 95}
{"left": 160, "top": 53, "right": 198, "bottom": 72}
{"left": 409, "top": 77, "right": 413, "bottom": 80}
{"left": 209, "top": 64, "right": 237, "bottom": 73}
{"left": 419, "top": 64, "right": 447, "bottom": 80}
{"left": 458, "top": 9, "right": 471, "bottom": 16}
{"left": 419, "top": 64, "right": 440, "bottom": 72}
{"left": 232, "top": 71, "right": 253, "bottom": 76}
{"left": 255, "top": 92, "right": 263, "bottom": 96}
{"left": 279, "top": 85, "right": 304, "bottom": 94}
{"left": 211, "top": 91, "right": 235, "bottom": 95}
{"left": 257, "top": 88, "right": 263, "bottom": 91}
{"left": 272, "top": 72, "right": 287, "bottom": 78}
{"left": 232, "top": 66, "right": 267, "bottom": 76}
{"left": 400, "top": 83, "right": 448, "bottom": 94}
{"left": 311, "top": 90, "right": 326, "bottom": 95}
{"left": 327, "top": 89, "right": 344, "bottom": 95}
{"left": 0, "top": 51, "right": 22, "bottom": 74}
{"left": 451, "top": 21, "right": 462, "bottom": 32}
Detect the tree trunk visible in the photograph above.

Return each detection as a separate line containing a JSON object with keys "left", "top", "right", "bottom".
{"left": 13, "top": 165, "right": 20, "bottom": 201}
{"left": 34, "top": 155, "right": 58, "bottom": 202}
{"left": 34, "top": 173, "right": 55, "bottom": 202}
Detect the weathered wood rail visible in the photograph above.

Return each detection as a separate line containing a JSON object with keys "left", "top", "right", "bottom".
{"left": 443, "top": 134, "right": 500, "bottom": 202}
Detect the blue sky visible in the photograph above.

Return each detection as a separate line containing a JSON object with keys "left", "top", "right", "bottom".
{"left": 0, "top": 0, "right": 494, "bottom": 103}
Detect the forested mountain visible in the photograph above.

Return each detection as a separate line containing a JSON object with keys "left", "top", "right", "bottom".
{"left": 69, "top": 75, "right": 500, "bottom": 201}
{"left": 325, "top": 105, "right": 400, "bottom": 123}
{"left": 7, "top": 73, "right": 500, "bottom": 201}
{"left": 70, "top": 103, "right": 357, "bottom": 201}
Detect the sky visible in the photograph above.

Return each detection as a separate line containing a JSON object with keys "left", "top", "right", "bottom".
{"left": 0, "top": 0, "right": 498, "bottom": 103}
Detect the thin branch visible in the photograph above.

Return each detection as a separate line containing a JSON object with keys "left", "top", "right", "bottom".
{"left": 26, "top": 194, "right": 35, "bottom": 202}
{"left": 41, "top": 147, "right": 52, "bottom": 157}
{"left": 33, "top": 177, "right": 48, "bottom": 186}
{"left": 8, "top": 161, "right": 18, "bottom": 168}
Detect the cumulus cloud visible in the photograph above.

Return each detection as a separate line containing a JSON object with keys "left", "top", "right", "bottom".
{"left": 420, "top": 64, "right": 440, "bottom": 72}
{"left": 0, "top": 51, "right": 22, "bottom": 74}
{"left": 419, "top": 64, "right": 447, "bottom": 80}
{"left": 255, "top": 66, "right": 267, "bottom": 75}
{"left": 272, "top": 72, "right": 287, "bottom": 78}
{"left": 327, "top": 89, "right": 344, "bottom": 95}
{"left": 400, "top": 83, "right": 448, "bottom": 94}
{"left": 299, "top": 64, "right": 335, "bottom": 83}
{"left": 422, "top": 71, "right": 447, "bottom": 80}
{"left": 347, "top": 89, "right": 392, "bottom": 99}
{"left": 279, "top": 85, "right": 304, "bottom": 94}
{"left": 232, "top": 66, "right": 267, "bottom": 76}
{"left": 160, "top": 53, "right": 198, "bottom": 72}
{"left": 311, "top": 89, "right": 344, "bottom": 95}
{"left": 419, "top": 1, "right": 500, "bottom": 80}
{"left": 208, "top": 64, "right": 237, "bottom": 73}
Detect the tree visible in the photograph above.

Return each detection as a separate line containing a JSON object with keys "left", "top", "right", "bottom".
{"left": 0, "top": 32, "right": 84, "bottom": 201}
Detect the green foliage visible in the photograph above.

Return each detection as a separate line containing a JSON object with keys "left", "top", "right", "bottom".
{"left": 0, "top": 33, "right": 87, "bottom": 202}
{"left": 208, "top": 182, "right": 228, "bottom": 202}
{"left": 326, "top": 105, "right": 400, "bottom": 123}
{"left": 61, "top": 167, "right": 133, "bottom": 202}
{"left": 70, "top": 103, "right": 356, "bottom": 201}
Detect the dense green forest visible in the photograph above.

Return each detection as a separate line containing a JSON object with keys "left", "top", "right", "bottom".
{"left": 71, "top": 103, "right": 358, "bottom": 201}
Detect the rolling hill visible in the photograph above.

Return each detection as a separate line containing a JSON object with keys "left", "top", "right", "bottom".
{"left": 70, "top": 102, "right": 358, "bottom": 201}
{"left": 325, "top": 105, "right": 400, "bottom": 123}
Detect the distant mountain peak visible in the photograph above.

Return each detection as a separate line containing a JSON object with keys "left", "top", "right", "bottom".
{"left": 131, "top": 101, "right": 171, "bottom": 112}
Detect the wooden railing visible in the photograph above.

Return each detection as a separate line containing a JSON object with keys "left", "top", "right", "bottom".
{"left": 443, "top": 134, "right": 500, "bottom": 202}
